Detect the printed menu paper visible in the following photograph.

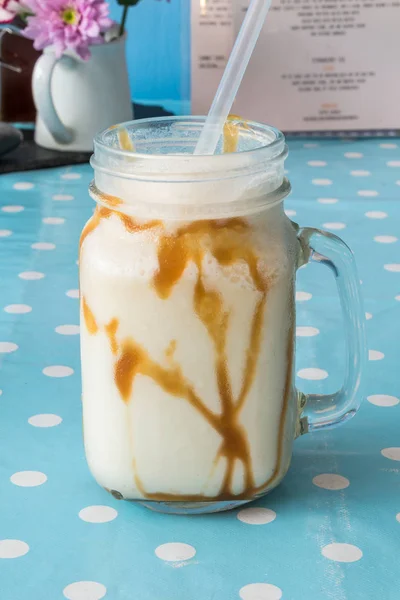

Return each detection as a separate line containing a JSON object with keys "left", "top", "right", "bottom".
{"left": 191, "top": 0, "right": 400, "bottom": 132}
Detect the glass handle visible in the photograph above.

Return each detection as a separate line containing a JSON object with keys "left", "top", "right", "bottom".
{"left": 297, "top": 227, "right": 366, "bottom": 431}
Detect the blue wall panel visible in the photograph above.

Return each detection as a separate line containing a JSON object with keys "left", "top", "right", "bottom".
{"left": 109, "top": 0, "right": 190, "bottom": 114}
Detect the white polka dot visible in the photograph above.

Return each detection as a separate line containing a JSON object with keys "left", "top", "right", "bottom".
{"left": 350, "top": 170, "right": 370, "bottom": 177}
{"left": 380, "top": 143, "right": 397, "bottom": 149}
{"left": 298, "top": 368, "right": 328, "bottom": 380}
{"left": 10, "top": 471, "right": 47, "bottom": 487}
{"left": 13, "top": 182, "right": 34, "bottom": 190}
{"left": 0, "top": 229, "right": 12, "bottom": 237}
{"left": 374, "top": 235, "right": 398, "bottom": 244}
{"left": 369, "top": 350, "right": 384, "bottom": 361}
{"left": 0, "top": 390, "right": 2, "bottom": 396}
{"left": 303, "top": 143, "right": 319, "bottom": 148}
{"left": 367, "top": 394, "right": 399, "bottom": 407}
{"left": 296, "top": 326, "right": 319, "bottom": 337}
{"left": 66, "top": 289, "right": 79, "bottom": 299}
{"left": 155, "top": 542, "right": 196, "bottom": 562}
{"left": 52, "top": 194, "right": 74, "bottom": 201}
{"left": 396, "top": 513, "right": 400, "bottom": 523}
{"left": 344, "top": 152, "right": 363, "bottom": 158}
{"left": 317, "top": 197, "right": 338, "bottom": 204}
{"left": 63, "top": 581, "right": 106, "bottom": 600}
{"left": 296, "top": 291, "right": 312, "bottom": 301}
{"left": 4, "top": 304, "right": 32, "bottom": 314}
{"left": 42, "top": 217, "right": 65, "bottom": 225}
{"left": 381, "top": 447, "right": 400, "bottom": 461}
{"left": 2, "top": 205, "right": 24, "bottom": 213}
{"left": 61, "top": 172, "right": 82, "bottom": 180}
{"left": 239, "top": 583, "right": 283, "bottom": 600}
{"left": 313, "top": 474, "right": 350, "bottom": 490}
{"left": 28, "top": 414, "right": 62, "bottom": 427}
{"left": 284, "top": 209, "right": 296, "bottom": 217}
{"left": 31, "top": 242, "right": 55, "bottom": 250}
{"left": 321, "top": 543, "right": 362, "bottom": 563}
{"left": 19, "top": 271, "right": 45, "bottom": 280}
{"left": 323, "top": 222, "right": 346, "bottom": 230}
{"left": 79, "top": 505, "right": 118, "bottom": 523}
{"left": 387, "top": 161, "right": 400, "bottom": 167}
{"left": 297, "top": 367, "right": 329, "bottom": 381}
{"left": 312, "top": 179, "right": 332, "bottom": 186}
{"left": 384, "top": 264, "right": 400, "bottom": 272}
{"left": 365, "top": 312, "right": 373, "bottom": 320}
{"left": 0, "top": 539, "right": 29, "bottom": 559}
{"left": 237, "top": 507, "right": 276, "bottom": 525}
{"left": 396, "top": 181, "right": 400, "bottom": 186}
{"left": 308, "top": 160, "right": 327, "bottom": 167}
{"left": 0, "top": 342, "right": 18, "bottom": 353}
{"left": 365, "top": 211, "right": 387, "bottom": 219}
{"left": 396, "top": 295, "right": 400, "bottom": 301}
{"left": 357, "top": 190, "right": 379, "bottom": 197}
{"left": 43, "top": 365, "right": 74, "bottom": 378}
{"left": 55, "top": 325, "right": 80, "bottom": 335}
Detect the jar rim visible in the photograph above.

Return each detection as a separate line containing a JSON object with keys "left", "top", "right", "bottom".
{"left": 92, "top": 116, "right": 287, "bottom": 181}
{"left": 91, "top": 117, "right": 289, "bottom": 219}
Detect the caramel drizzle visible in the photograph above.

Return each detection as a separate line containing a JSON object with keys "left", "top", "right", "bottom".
{"left": 114, "top": 338, "right": 220, "bottom": 429}
{"left": 165, "top": 339, "right": 177, "bottom": 362}
{"left": 82, "top": 297, "right": 98, "bottom": 335}
{"left": 118, "top": 128, "right": 135, "bottom": 152}
{"left": 223, "top": 115, "right": 249, "bottom": 154}
{"left": 132, "top": 323, "right": 295, "bottom": 503}
{"left": 81, "top": 193, "right": 294, "bottom": 501}
{"left": 80, "top": 206, "right": 112, "bottom": 249}
{"left": 105, "top": 318, "right": 119, "bottom": 356}
{"left": 80, "top": 204, "right": 162, "bottom": 253}
{"left": 259, "top": 320, "right": 294, "bottom": 492}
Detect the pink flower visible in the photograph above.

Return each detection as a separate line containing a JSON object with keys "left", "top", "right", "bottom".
{"left": 0, "top": 0, "right": 30, "bottom": 23}
{"left": 23, "top": 0, "right": 113, "bottom": 60}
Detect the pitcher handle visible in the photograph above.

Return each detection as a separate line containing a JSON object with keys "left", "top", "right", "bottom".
{"left": 297, "top": 227, "right": 366, "bottom": 431}
{"left": 32, "top": 52, "right": 73, "bottom": 144}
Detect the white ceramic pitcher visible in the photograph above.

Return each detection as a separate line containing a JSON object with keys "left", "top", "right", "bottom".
{"left": 32, "top": 35, "right": 133, "bottom": 152}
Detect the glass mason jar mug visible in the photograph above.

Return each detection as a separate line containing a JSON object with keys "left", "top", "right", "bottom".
{"left": 80, "top": 117, "right": 366, "bottom": 514}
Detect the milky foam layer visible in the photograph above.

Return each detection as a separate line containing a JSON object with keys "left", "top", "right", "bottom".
{"left": 92, "top": 169, "right": 289, "bottom": 220}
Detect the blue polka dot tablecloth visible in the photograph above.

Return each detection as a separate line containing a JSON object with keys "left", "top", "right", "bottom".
{"left": 0, "top": 138, "right": 400, "bottom": 600}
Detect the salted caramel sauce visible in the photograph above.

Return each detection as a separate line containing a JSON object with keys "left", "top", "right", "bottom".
{"left": 80, "top": 207, "right": 162, "bottom": 253}
{"left": 97, "top": 191, "right": 123, "bottom": 208}
{"left": 165, "top": 340, "right": 177, "bottom": 362}
{"left": 80, "top": 206, "right": 112, "bottom": 250}
{"left": 82, "top": 296, "right": 98, "bottom": 335}
{"left": 81, "top": 187, "right": 294, "bottom": 501}
{"left": 105, "top": 318, "right": 119, "bottom": 356}
{"left": 257, "top": 321, "right": 294, "bottom": 493}
{"left": 114, "top": 337, "right": 220, "bottom": 429}
{"left": 118, "top": 128, "right": 135, "bottom": 152}
{"left": 223, "top": 115, "right": 250, "bottom": 154}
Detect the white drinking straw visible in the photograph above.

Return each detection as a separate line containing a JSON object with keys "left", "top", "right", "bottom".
{"left": 194, "top": 0, "right": 272, "bottom": 156}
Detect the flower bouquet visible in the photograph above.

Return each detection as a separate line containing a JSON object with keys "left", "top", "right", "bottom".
{"left": 0, "top": 1, "right": 30, "bottom": 23}
{"left": 0, "top": 0, "right": 168, "bottom": 150}
{"left": 1, "top": 0, "right": 168, "bottom": 59}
